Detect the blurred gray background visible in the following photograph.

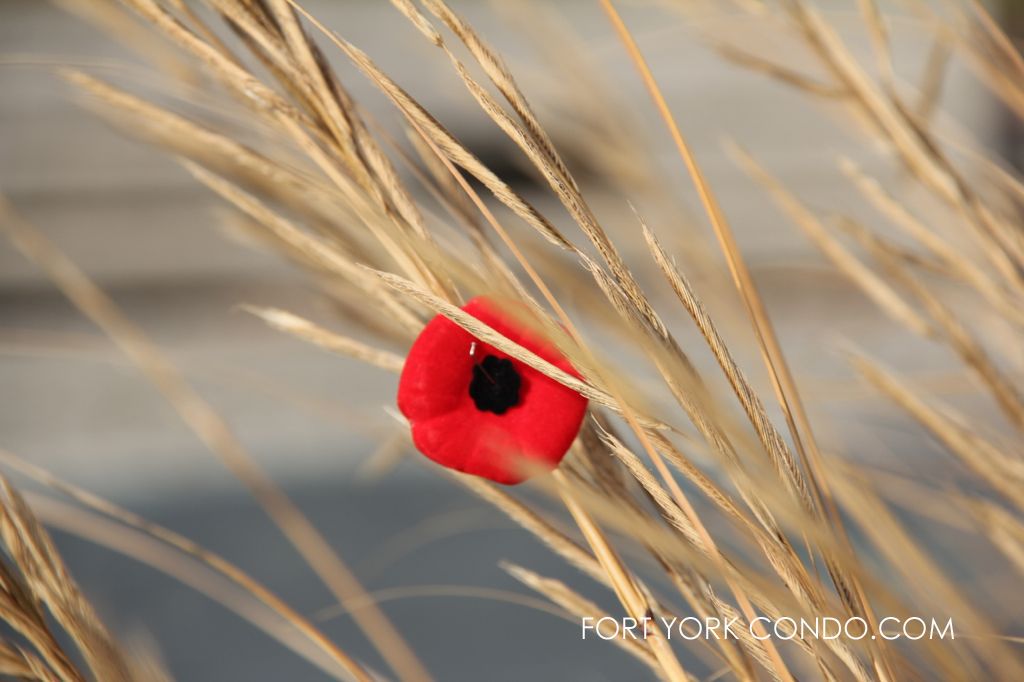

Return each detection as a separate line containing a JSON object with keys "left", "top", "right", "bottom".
{"left": 0, "top": 1, "right": 1009, "bottom": 679}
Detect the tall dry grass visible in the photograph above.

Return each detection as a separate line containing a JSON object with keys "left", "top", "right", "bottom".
{"left": 0, "top": 469, "right": 167, "bottom": 681}
{"left": 1, "top": 0, "right": 1023, "bottom": 680}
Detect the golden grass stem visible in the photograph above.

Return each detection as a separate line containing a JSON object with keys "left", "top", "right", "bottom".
{"left": 598, "top": 4, "right": 820, "bottom": 680}
{"left": 0, "top": 449, "right": 364, "bottom": 682}
{"left": 553, "top": 470, "right": 692, "bottom": 682}
{"left": 0, "top": 195, "right": 428, "bottom": 682}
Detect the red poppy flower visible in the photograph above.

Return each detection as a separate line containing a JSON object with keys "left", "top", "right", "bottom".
{"left": 398, "top": 296, "right": 588, "bottom": 484}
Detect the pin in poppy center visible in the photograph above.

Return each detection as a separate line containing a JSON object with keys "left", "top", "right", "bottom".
{"left": 469, "top": 355, "right": 521, "bottom": 414}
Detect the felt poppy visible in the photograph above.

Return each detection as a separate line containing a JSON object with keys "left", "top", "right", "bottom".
{"left": 398, "top": 296, "right": 588, "bottom": 485}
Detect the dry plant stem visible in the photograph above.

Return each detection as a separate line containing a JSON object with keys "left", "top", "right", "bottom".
{"left": 558, "top": 449, "right": 945, "bottom": 681}
{"left": 823, "top": 1, "right": 1024, "bottom": 268}
{"left": 0, "top": 476, "right": 141, "bottom": 682}
{"left": 915, "top": 36, "right": 951, "bottom": 123}
{"left": 177, "top": 162, "right": 424, "bottom": 337}
{"left": 838, "top": 158, "right": 1024, "bottom": 329}
{"left": 415, "top": 33, "right": 790, "bottom": 682}
{"left": 734, "top": 150, "right": 932, "bottom": 339}
{"left": 0, "top": 448, "right": 364, "bottom": 682}
{"left": 714, "top": 18, "right": 1023, "bottom": 672}
{"left": 602, "top": 6, "right": 905, "bottom": 677}
{"left": 858, "top": 0, "right": 893, "bottom": 87}
{"left": 246, "top": 306, "right": 405, "bottom": 372}
{"left": 27, "top": 492, "right": 353, "bottom": 682}
{"left": 552, "top": 470, "right": 692, "bottom": 682}
{"left": 285, "top": 11, "right": 694, "bottom": 672}
{"left": 131, "top": 0, "right": 444, "bottom": 303}
{"left": 382, "top": 81, "right": 769, "bottom": 680}
{"left": 539, "top": 464, "right": 869, "bottom": 679}
{"left": 321, "top": 15, "right": 793, "bottom": 678}
{"left": 286, "top": 3, "right": 661, "bottom": 430}
{"left": 455, "top": 475, "right": 609, "bottom": 584}
{"left": 464, "top": 466, "right": 758, "bottom": 676}
{"left": 848, "top": 223, "right": 1024, "bottom": 430}
{"left": 394, "top": 108, "right": 695, "bottom": 682}
{"left": 458, "top": 476, "right": 702, "bottom": 679}
{"left": 968, "top": 0, "right": 1024, "bottom": 83}
{"left": 294, "top": 13, "right": 572, "bottom": 251}
{"left": 56, "top": 0, "right": 192, "bottom": 79}
{"left": 600, "top": 0, "right": 822, "bottom": 525}
{"left": 830, "top": 472, "right": 1021, "bottom": 681}
{"left": 315, "top": 582, "right": 576, "bottom": 626}
{"left": 502, "top": 562, "right": 665, "bottom": 678}
{"left": 636, "top": 230, "right": 879, "bottom": 673}
{"left": 599, "top": 3, "right": 834, "bottom": 680}
{"left": 968, "top": 500, "right": 1024, "bottom": 576}
{"left": 0, "top": 196, "right": 426, "bottom": 682}
{"left": 851, "top": 358, "right": 1024, "bottom": 515}
{"left": 601, "top": 438, "right": 799, "bottom": 679}
{"left": 711, "top": 39, "right": 847, "bottom": 99}
{"left": 786, "top": 1, "right": 1024, "bottom": 289}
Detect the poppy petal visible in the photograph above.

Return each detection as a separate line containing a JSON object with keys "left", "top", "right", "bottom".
{"left": 397, "top": 313, "right": 477, "bottom": 421}
{"left": 398, "top": 296, "right": 588, "bottom": 484}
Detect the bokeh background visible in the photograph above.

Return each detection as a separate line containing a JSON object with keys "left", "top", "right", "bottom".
{"left": 1, "top": 1, "right": 1018, "bottom": 679}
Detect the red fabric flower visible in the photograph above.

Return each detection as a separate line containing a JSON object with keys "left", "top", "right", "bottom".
{"left": 398, "top": 296, "right": 588, "bottom": 484}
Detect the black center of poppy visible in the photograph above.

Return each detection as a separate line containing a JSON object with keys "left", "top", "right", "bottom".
{"left": 469, "top": 355, "right": 521, "bottom": 414}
